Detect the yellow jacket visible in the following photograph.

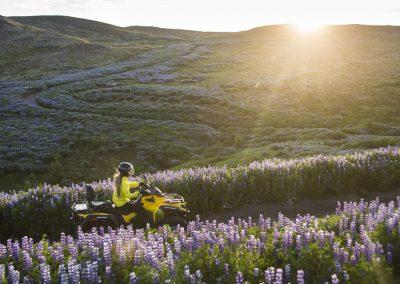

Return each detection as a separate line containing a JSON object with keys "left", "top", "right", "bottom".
{"left": 112, "top": 176, "right": 140, "bottom": 207}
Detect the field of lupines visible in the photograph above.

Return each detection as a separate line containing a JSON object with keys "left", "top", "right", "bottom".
{"left": 1, "top": 196, "right": 400, "bottom": 283}
{"left": 1, "top": 146, "right": 400, "bottom": 241}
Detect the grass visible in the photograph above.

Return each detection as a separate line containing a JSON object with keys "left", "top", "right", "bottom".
{"left": 1, "top": 17, "right": 400, "bottom": 190}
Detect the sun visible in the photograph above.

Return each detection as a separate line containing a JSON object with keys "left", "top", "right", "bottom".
{"left": 292, "top": 21, "right": 322, "bottom": 33}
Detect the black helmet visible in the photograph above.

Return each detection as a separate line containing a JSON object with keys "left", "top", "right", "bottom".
{"left": 118, "top": 162, "right": 134, "bottom": 174}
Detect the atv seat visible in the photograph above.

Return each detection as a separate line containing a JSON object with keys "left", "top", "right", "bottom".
{"left": 89, "top": 200, "right": 114, "bottom": 212}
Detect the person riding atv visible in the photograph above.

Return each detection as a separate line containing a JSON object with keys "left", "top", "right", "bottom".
{"left": 112, "top": 162, "right": 147, "bottom": 224}
{"left": 71, "top": 162, "right": 189, "bottom": 229}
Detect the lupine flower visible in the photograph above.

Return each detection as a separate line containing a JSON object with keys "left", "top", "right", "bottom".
{"left": 236, "top": 271, "right": 244, "bottom": 284}
{"left": 253, "top": 267, "right": 259, "bottom": 278}
{"left": 184, "top": 265, "right": 190, "bottom": 281}
{"left": 331, "top": 274, "right": 339, "bottom": 284}
{"left": 0, "top": 193, "right": 400, "bottom": 283}
{"left": 275, "top": 268, "right": 283, "bottom": 284}
{"left": 7, "top": 264, "right": 20, "bottom": 284}
{"left": 40, "top": 263, "right": 51, "bottom": 284}
{"left": 297, "top": 270, "right": 305, "bottom": 284}
{"left": 284, "top": 264, "right": 291, "bottom": 280}
{"left": 265, "top": 267, "right": 275, "bottom": 284}
{"left": 130, "top": 272, "right": 138, "bottom": 284}
{"left": 0, "top": 264, "right": 5, "bottom": 283}
{"left": 58, "top": 264, "right": 68, "bottom": 284}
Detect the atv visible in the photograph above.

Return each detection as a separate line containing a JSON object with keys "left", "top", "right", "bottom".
{"left": 71, "top": 184, "right": 189, "bottom": 230}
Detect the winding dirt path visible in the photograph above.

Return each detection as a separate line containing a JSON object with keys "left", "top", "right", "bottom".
{"left": 204, "top": 188, "right": 400, "bottom": 222}
{"left": 4, "top": 43, "right": 207, "bottom": 108}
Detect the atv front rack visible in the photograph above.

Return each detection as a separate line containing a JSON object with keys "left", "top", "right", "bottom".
{"left": 165, "top": 193, "right": 185, "bottom": 203}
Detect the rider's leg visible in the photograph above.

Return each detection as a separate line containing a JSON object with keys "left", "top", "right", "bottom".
{"left": 116, "top": 202, "right": 135, "bottom": 215}
{"left": 131, "top": 198, "right": 148, "bottom": 226}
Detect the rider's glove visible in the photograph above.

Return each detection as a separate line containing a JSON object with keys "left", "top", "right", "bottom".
{"left": 139, "top": 181, "right": 146, "bottom": 187}
{"left": 139, "top": 188, "right": 151, "bottom": 195}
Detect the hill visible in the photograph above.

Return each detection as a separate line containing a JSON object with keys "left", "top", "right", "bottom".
{"left": 11, "top": 15, "right": 177, "bottom": 42}
{"left": 0, "top": 15, "right": 400, "bottom": 190}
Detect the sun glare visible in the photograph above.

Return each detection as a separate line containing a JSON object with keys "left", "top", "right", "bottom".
{"left": 293, "top": 22, "right": 322, "bottom": 33}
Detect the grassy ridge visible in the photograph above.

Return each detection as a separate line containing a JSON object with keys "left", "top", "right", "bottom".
{"left": 1, "top": 146, "right": 399, "bottom": 241}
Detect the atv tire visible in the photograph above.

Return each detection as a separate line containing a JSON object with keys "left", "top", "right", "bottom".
{"left": 160, "top": 216, "right": 188, "bottom": 229}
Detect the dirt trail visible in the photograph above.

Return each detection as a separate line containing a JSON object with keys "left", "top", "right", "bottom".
{"left": 204, "top": 188, "right": 400, "bottom": 222}
{"left": 4, "top": 43, "right": 206, "bottom": 108}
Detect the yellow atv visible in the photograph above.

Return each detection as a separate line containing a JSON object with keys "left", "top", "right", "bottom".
{"left": 71, "top": 185, "right": 189, "bottom": 230}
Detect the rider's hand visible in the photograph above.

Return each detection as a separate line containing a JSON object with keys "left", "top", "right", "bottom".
{"left": 139, "top": 188, "right": 150, "bottom": 195}
{"left": 139, "top": 181, "right": 147, "bottom": 187}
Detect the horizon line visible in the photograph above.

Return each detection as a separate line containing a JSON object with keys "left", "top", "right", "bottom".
{"left": 4, "top": 14, "right": 400, "bottom": 33}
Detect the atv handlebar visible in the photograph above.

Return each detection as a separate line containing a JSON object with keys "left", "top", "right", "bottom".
{"left": 139, "top": 188, "right": 151, "bottom": 195}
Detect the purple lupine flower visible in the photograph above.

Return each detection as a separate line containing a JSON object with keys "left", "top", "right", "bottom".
{"left": 134, "top": 248, "right": 142, "bottom": 265}
{"left": 52, "top": 245, "right": 64, "bottom": 263}
{"left": 0, "top": 264, "right": 5, "bottom": 283}
{"left": 343, "top": 271, "right": 349, "bottom": 282}
{"left": 297, "top": 270, "right": 305, "bottom": 284}
{"left": 86, "top": 261, "right": 98, "bottom": 283}
{"left": 260, "top": 231, "right": 267, "bottom": 243}
{"left": 184, "top": 265, "right": 190, "bottom": 281}
{"left": 275, "top": 268, "right": 283, "bottom": 284}
{"left": 166, "top": 249, "right": 174, "bottom": 274}
{"left": 0, "top": 244, "right": 6, "bottom": 259}
{"left": 7, "top": 264, "right": 20, "bottom": 284}
{"left": 105, "top": 266, "right": 113, "bottom": 279}
{"left": 21, "top": 250, "right": 32, "bottom": 272}
{"left": 174, "top": 238, "right": 181, "bottom": 254}
{"left": 346, "top": 234, "right": 352, "bottom": 248}
{"left": 12, "top": 240, "right": 20, "bottom": 260}
{"left": 130, "top": 272, "right": 138, "bottom": 284}
{"left": 387, "top": 251, "right": 393, "bottom": 265}
{"left": 67, "top": 259, "right": 80, "bottom": 284}
{"left": 223, "top": 263, "right": 229, "bottom": 277}
{"left": 247, "top": 235, "right": 257, "bottom": 250}
{"left": 152, "top": 272, "right": 159, "bottom": 284}
{"left": 58, "top": 264, "right": 68, "bottom": 284}
{"left": 21, "top": 236, "right": 29, "bottom": 252}
{"left": 6, "top": 239, "right": 12, "bottom": 257}
{"left": 296, "top": 234, "right": 302, "bottom": 252}
{"left": 195, "top": 270, "right": 203, "bottom": 282}
{"left": 329, "top": 232, "right": 335, "bottom": 246}
{"left": 331, "top": 274, "right": 339, "bottom": 284}
{"left": 265, "top": 267, "right": 275, "bottom": 284}
{"left": 144, "top": 249, "right": 159, "bottom": 269}
{"left": 304, "top": 231, "right": 311, "bottom": 246}
{"left": 350, "top": 219, "right": 356, "bottom": 234}
{"left": 40, "top": 263, "right": 51, "bottom": 284}
{"left": 284, "top": 264, "right": 291, "bottom": 281}
{"left": 236, "top": 271, "right": 244, "bottom": 284}
{"left": 23, "top": 276, "right": 32, "bottom": 283}
{"left": 273, "top": 228, "right": 280, "bottom": 245}
{"left": 253, "top": 267, "right": 259, "bottom": 278}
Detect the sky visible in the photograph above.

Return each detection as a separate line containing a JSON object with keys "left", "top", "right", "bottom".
{"left": 1, "top": 0, "right": 400, "bottom": 31}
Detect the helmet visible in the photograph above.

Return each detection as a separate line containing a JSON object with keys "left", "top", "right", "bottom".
{"left": 118, "top": 162, "right": 134, "bottom": 174}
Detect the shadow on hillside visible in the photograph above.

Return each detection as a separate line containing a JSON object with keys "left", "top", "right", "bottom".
{"left": 204, "top": 187, "right": 400, "bottom": 222}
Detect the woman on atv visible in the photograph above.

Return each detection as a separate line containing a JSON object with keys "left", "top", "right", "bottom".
{"left": 112, "top": 162, "right": 146, "bottom": 219}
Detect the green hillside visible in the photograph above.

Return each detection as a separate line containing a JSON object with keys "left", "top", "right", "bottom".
{"left": 1, "top": 16, "right": 400, "bottom": 190}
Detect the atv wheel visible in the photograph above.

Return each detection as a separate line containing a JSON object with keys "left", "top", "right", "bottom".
{"left": 160, "top": 216, "right": 188, "bottom": 229}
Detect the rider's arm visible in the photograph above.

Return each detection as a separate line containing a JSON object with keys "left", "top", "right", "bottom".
{"left": 128, "top": 180, "right": 140, "bottom": 199}
{"left": 120, "top": 177, "right": 138, "bottom": 199}
{"left": 128, "top": 181, "right": 140, "bottom": 189}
